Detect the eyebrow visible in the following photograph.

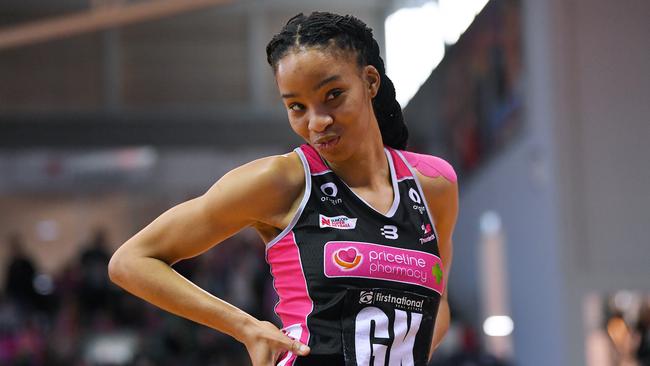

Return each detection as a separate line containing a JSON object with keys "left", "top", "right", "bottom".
{"left": 281, "top": 74, "right": 341, "bottom": 99}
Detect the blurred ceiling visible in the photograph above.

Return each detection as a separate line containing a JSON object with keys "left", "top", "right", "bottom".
{"left": 0, "top": 0, "right": 395, "bottom": 148}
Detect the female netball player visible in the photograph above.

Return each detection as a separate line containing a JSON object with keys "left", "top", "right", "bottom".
{"left": 109, "top": 12, "right": 458, "bottom": 366}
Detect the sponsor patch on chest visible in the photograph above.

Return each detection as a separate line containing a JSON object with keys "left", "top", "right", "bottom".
{"left": 323, "top": 241, "right": 444, "bottom": 294}
{"left": 319, "top": 214, "right": 357, "bottom": 230}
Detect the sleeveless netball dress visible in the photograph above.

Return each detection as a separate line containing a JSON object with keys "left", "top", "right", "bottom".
{"left": 266, "top": 144, "right": 446, "bottom": 366}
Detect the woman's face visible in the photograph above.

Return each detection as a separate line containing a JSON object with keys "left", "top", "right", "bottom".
{"left": 274, "top": 48, "right": 380, "bottom": 161}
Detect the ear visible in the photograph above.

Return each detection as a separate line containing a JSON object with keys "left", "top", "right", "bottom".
{"left": 363, "top": 65, "right": 381, "bottom": 98}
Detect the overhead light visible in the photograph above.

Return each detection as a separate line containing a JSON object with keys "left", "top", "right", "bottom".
{"left": 480, "top": 210, "right": 502, "bottom": 234}
{"left": 385, "top": 2, "right": 445, "bottom": 108}
{"left": 439, "top": 0, "right": 491, "bottom": 45}
{"left": 483, "top": 315, "right": 514, "bottom": 337}
{"left": 36, "top": 220, "right": 59, "bottom": 242}
{"left": 385, "top": 0, "right": 492, "bottom": 107}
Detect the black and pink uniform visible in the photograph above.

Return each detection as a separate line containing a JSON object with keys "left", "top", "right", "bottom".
{"left": 266, "top": 144, "right": 447, "bottom": 366}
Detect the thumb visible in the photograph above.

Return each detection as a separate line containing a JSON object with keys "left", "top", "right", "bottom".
{"left": 289, "top": 339, "right": 310, "bottom": 356}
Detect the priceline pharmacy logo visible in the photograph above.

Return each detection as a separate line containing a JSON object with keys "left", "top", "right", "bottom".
{"left": 324, "top": 241, "right": 444, "bottom": 295}
{"left": 333, "top": 247, "right": 363, "bottom": 270}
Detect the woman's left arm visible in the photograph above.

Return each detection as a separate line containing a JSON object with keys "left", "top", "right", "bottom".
{"left": 417, "top": 172, "right": 459, "bottom": 358}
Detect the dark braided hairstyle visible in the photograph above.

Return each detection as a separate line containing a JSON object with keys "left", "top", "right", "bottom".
{"left": 266, "top": 12, "right": 409, "bottom": 150}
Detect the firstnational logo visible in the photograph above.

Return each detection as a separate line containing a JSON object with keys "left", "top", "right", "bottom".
{"left": 373, "top": 291, "right": 425, "bottom": 312}
{"left": 359, "top": 290, "right": 374, "bottom": 304}
{"left": 357, "top": 289, "right": 425, "bottom": 312}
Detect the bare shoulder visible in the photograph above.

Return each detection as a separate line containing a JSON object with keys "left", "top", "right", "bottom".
{"left": 224, "top": 151, "right": 304, "bottom": 193}
{"left": 405, "top": 151, "right": 458, "bottom": 275}
{"left": 400, "top": 151, "right": 457, "bottom": 187}
{"left": 202, "top": 151, "right": 305, "bottom": 227}
{"left": 400, "top": 151, "right": 458, "bottom": 222}
{"left": 416, "top": 171, "right": 458, "bottom": 222}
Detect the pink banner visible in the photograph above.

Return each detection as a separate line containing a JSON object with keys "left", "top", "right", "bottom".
{"left": 324, "top": 241, "right": 444, "bottom": 295}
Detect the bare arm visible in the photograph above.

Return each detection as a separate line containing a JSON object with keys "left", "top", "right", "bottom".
{"left": 108, "top": 152, "right": 310, "bottom": 365}
{"left": 417, "top": 172, "right": 459, "bottom": 358}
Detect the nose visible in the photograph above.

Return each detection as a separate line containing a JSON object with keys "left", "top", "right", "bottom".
{"left": 308, "top": 109, "right": 334, "bottom": 133}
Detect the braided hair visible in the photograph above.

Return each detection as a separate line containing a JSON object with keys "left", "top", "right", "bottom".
{"left": 266, "top": 12, "right": 408, "bottom": 150}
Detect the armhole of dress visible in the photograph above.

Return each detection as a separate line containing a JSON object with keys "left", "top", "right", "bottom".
{"left": 395, "top": 150, "right": 441, "bottom": 244}
{"left": 265, "top": 148, "right": 312, "bottom": 252}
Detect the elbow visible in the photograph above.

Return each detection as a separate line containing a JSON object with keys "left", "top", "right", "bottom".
{"left": 108, "top": 248, "right": 130, "bottom": 287}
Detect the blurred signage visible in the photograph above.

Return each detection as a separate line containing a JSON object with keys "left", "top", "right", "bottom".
{"left": 0, "top": 147, "right": 157, "bottom": 191}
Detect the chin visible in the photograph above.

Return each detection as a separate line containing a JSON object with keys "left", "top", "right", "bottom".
{"left": 318, "top": 144, "right": 355, "bottom": 164}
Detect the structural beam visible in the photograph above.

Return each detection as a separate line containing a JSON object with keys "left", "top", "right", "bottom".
{"left": 0, "top": 110, "right": 298, "bottom": 148}
{"left": 0, "top": 0, "right": 232, "bottom": 51}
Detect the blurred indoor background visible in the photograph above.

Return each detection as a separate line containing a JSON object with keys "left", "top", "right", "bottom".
{"left": 0, "top": 0, "right": 648, "bottom": 365}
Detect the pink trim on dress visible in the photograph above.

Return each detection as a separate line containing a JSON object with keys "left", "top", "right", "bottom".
{"left": 299, "top": 144, "right": 330, "bottom": 175}
{"left": 387, "top": 148, "right": 414, "bottom": 180}
{"left": 266, "top": 231, "right": 313, "bottom": 365}
{"left": 401, "top": 150, "right": 458, "bottom": 183}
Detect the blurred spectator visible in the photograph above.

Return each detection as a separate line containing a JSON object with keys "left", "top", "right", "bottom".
{"left": 0, "top": 226, "right": 493, "bottom": 365}
{"left": 78, "top": 228, "right": 111, "bottom": 325}
{"left": 637, "top": 302, "right": 650, "bottom": 366}
{"left": 4, "top": 234, "right": 37, "bottom": 310}
{"left": 4, "top": 226, "right": 648, "bottom": 366}
{"left": 0, "top": 228, "right": 518, "bottom": 365}
{"left": 441, "top": 325, "right": 511, "bottom": 366}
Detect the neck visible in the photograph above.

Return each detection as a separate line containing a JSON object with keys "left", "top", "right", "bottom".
{"left": 326, "top": 128, "right": 390, "bottom": 189}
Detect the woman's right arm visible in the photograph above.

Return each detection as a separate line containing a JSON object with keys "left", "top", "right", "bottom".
{"left": 108, "top": 152, "right": 310, "bottom": 365}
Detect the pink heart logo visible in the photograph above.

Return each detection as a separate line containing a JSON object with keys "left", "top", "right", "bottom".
{"left": 338, "top": 248, "right": 358, "bottom": 263}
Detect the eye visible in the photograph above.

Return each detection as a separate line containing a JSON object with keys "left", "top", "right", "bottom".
{"left": 288, "top": 103, "right": 305, "bottom": 112}
{"left": 326, "top": 89, "right": 343, "bottom": 101}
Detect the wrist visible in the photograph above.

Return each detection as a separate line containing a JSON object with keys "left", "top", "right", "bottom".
{"left": 232, "top": 313, "right": 262, "bottom": 344}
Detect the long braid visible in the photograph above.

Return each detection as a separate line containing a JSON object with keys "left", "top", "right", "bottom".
{"left": 266, "top": 12, "right": 409, "bottom": 150}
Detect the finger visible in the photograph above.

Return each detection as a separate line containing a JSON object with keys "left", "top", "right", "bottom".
{"left": 289, "top": 340, "right": 310, "bottom": 356}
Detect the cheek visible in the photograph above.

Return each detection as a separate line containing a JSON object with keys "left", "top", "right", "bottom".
{"left": 339, "top": 92, "right": 371, "bottom": 123}
{"left": 288, "top": 115, "right": 309, "bottom": 138}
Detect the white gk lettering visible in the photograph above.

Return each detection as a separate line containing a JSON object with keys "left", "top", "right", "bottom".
{"left": 391, "top": 310, "right": 421, "bottom": 365}
{"left": 354, "top": 307, "right": 422, "bottom": 366}
{"left": 355, "top": 307, "right": 389, "bottom": 366}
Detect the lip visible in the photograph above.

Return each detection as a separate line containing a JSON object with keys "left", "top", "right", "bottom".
{"left": 313, "top": 136, "right": 340, "bottom": 151}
